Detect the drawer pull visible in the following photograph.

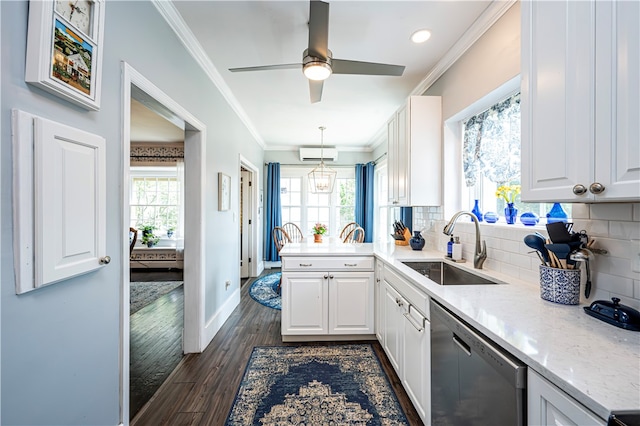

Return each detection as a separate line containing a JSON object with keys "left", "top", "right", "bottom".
{"left": 403, "top": 305, "right": 426, "bottom": 332}
{"left": 299, "top": 263, "right": 313, "bottom": 267}
{"left": 344, "top": 263, "right": 358, "bottom": 267}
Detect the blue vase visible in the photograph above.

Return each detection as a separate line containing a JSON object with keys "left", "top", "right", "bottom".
{"left": 471, "top": 199, "right": 483, "bottom": 222}
{"left": 520, "top": 212, "right": 539, "bottom": 226}
{"left": 409, "top": 231, "right": 425, "bottom": 251}
{"left": 546, "top": 203, "right": 568, "bottom": 223}
{"left": 504, "top": 203, "right": 518, "bottom": 224}
{"left": 484, "top": 212, "right": 498, "bottom": 223}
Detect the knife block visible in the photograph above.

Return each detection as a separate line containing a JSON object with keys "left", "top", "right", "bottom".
{"left": 395, "top": 228, "right": 412, "bottom": 246}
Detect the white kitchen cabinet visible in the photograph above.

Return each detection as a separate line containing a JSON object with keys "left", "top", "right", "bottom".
{"left": 375, "top": 260, "right": 384, "bottom": 342}
{"left": 528, "top": 370, "right": 606, "bottom": 426}
{"left": 521, "top": 0, "right": 640, "bottom": 202}
{"left": 281, "top": 256, "right": 375, "bottom": 340}
{"left": 387, "top": 96, "right": 442, "bottom": 206}
{"left": 381, "top": 264, "right": 431, "bottom": 425}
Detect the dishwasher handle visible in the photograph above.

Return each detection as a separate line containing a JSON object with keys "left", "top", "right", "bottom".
{"left": 453, "top": 333, "right": 472, "bottom": 356}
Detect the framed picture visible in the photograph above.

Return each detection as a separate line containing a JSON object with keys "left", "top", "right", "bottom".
{"left": 25, "top": 0, "right": 105, "bottom": 110}
{"left": 218, "top": 173, "right": 231, "bottom": 211}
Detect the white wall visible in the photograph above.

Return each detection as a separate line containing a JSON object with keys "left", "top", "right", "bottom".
{"left": 1, "top": 1, "right": 263, "bottom": 424}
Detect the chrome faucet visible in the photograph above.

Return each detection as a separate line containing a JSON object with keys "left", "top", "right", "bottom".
{"left": 443, "top": 211, "right": 487, "bottom": 269}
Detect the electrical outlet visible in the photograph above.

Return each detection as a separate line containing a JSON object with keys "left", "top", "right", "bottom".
{"left": 225, "top": 280, "right": 231, "bottom": 289}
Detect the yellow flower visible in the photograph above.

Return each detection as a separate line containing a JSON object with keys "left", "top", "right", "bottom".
{"left": 495, "top": 184, "right": 521, "bottom": 203}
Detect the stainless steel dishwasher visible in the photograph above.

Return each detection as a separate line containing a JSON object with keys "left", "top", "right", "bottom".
{"left": 430, "top": 300, "right": 527, "bottom": 425}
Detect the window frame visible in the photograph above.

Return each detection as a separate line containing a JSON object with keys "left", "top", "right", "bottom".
{"left": 129, "top": 166, "right": 180, "bottom": 237}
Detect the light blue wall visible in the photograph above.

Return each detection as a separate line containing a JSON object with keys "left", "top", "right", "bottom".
{"left": 1, "top": 1, "right": 263, "bottom": 424}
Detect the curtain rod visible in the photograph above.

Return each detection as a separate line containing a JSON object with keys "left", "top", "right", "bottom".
{"left": 373, "top": 152, "right": 387, "bottom": 164}
{"left": 264, "top": 163, "right": 355, "bottom": 169}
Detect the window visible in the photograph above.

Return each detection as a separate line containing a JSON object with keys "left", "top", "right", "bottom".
{"left": 130, "top": 166, "right": 180, "bottom": 235}
{"left": 461, "top": 92, "right": 571, "bottom": 221}
{"left": 280, "top": 168, "right": 355, "bottom": 236}
{"left": 374, "top": 162, "right": 389, "bottom": 242}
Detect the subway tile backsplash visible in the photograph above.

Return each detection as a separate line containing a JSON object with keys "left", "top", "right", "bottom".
{"left": 414, "top": 203, "right": 640, "bottom": 310}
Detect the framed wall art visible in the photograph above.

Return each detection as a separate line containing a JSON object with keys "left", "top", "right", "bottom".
{"left": 25, "top": 0, "right": 106, "bottom": 110}
{"left": 218, "top": 173, "right": 231, "bottom": 211}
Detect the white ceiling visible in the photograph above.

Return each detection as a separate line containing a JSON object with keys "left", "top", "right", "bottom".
{"left": 133, "top": 1, "right": 502, "bottom": 150}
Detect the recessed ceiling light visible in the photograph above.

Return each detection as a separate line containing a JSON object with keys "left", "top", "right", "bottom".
{"left": 411, "top": 29, "right": 432, "bottom": 44}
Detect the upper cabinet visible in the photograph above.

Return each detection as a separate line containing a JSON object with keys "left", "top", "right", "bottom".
{"left": 521, "top": 1, "right": 640, "bottom": 202}
{"left": 387, "top": 96, "right": 442, "bottom": 206}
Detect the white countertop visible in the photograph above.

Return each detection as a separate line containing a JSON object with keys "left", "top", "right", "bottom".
{"left": 280, "top": 242, "right": 640, "bottom": 420}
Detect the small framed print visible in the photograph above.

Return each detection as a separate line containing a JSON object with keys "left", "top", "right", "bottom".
{"left": 218, "top": 173, "right": 231, "bottom": 211}
{"left": 25, "top": 0, "right": 105, "bottom": 110}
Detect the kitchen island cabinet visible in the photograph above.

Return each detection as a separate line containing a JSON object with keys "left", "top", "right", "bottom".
{"left": 280, "top": 246, "right": 375, "bottom": 341}
{"left": 521, "top": 0, "right": 640, "bottom": 202}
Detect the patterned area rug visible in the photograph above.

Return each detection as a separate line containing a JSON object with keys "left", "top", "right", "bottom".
{"left": 130, "top": 281, "right": 183, "bottom": 315}
{"left": 225, "top": 344, "right": 408, "bottom": 425}
{"left": 248, "top": 273, "right": 281, "bottom": 310}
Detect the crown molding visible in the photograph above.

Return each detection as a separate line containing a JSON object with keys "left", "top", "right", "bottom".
{"left": 265, "top": 145, "right": 373, "bottom": 153}
{"left": 152, "top": 0, "right": 265, "bottom": 148}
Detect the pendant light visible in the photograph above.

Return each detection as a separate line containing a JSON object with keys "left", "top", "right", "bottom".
{"left": 308, "top": 126, "right": 337, "bottom": 194}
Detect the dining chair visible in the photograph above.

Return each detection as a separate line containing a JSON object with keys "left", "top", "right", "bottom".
{"left": 272, "top": 226, "right": 291, "bottom": 292}
{"left": 340, "top": 222, "right": 359, "bottom": 240}
{"left": 343, "top": 226, "right": 365, "bottom": 243}
{"left": 282, "top": 222, "right": 304, "bottom": 243}
{"left": 129, "top": 227, "right": 138, "bottom": 257}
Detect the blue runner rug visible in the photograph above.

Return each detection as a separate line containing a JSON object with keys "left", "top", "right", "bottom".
{"left": 225, "top": 344, "right": 408, "bottom": 425}
{"left": 248, "top": 272, "right": 281, "bottom": 310}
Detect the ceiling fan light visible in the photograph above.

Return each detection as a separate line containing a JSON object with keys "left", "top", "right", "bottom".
{"left": 303, "top": 62, "right": 332, "bottom": 81}
{"left": 410, "top": 29, "right": 432, "bottom": 43}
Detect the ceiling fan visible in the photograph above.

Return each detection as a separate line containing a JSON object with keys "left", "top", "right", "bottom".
{"left": 228, "top": 0, "right": 405, "bottom": 103}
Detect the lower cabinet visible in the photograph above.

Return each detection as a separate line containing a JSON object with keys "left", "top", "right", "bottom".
{"left": 380, "top": 265, "right": 431, "bottom": 425}
{"left": 281, "top": 271, "right": 374, "bottom": 337}
{"left": 528, "top": 369, "right": 605, "bottom": 426}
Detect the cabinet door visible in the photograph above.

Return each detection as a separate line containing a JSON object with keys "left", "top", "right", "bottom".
{"left": 528, "top": 370, "right": 605, "bottom": 426}
{"left": 375, "top": 261, "right": 384, "bottom": 342}
{"left": 395, "top": 105, "right": 409, "bottom": 206}
{"left": 281, "top": 273, "right": 328, "bottom": 335}
{"left": 402, "top": 308, "right": 430, "bottom": 424}
{"left": 328, "top": 272, "right": 374, "bottom": 334}
{"left": 594, "top": 0, "right": 640, "bottom": 200}
{"left": 521, "top": 0, "right": 595, "bottom": 202}
{"left": 383, "top": 281, "right": 404, "bottom": 375}
{"left": 387, "top": 116, "right": 399, "bottom": 205}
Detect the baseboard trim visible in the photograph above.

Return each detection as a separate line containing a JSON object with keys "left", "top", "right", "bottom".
{"left": 202, "top": 287, "right": 240, "bottom": 348}
{"left": 282, "top": 334, "right": 376, "bottom": 342}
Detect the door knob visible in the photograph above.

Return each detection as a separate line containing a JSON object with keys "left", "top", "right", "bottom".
{"left": 589, "top": 182, "right": 605, "bottom": 194}
{"left": 572, "top": 184, "right": 587, "bottom": 195}
{"left": 99, "top": 256, "right": 111, "bottom": 265}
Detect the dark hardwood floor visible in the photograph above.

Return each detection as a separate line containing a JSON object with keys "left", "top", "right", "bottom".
{"left": 130, "top": 268, "right": 185, "bottom": 420}
{"left": 131, "top": 268, "right": 422, "bottom": 425}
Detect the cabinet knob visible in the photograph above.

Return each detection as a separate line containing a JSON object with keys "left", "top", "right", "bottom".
{"left": 395, "top": 297, "right": 403, "bottom": 307}
{"left": 99, "top": 256, "right": 111, "bottom": 265}
{"left": 589, "top": 182, "right": 605, "bottom": 194}
{"left": 323, "top": 274, "right": 329, "bottom": 279}
{"left": 572, "top": 184, "right": 587, "bottom": 195}
{"left": 392, "top": 200, "right": 399, "bottom": 205}
{"left": 329, "top": 275, "right": 334, "bottom": 279}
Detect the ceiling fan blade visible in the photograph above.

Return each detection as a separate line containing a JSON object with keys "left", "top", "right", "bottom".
{"left": 229, "top": 63, "right": 301, "bottom": 73}
{"left": 332, "top": 59, "right": 405, "bottom": 76}
{"left": 308, "top": 0, "right": 329, "bottom": 59}
{"left": 309, "top": 80, "right": 324, "bottom": 103}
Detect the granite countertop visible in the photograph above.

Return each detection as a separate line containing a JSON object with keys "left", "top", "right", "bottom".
{"left": 280, "top": 241, "right": 640, "bottom": 420}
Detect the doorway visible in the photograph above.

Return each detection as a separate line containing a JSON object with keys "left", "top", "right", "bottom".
{"left": 121, "top": 63, "right": 206, "bottom": 424}
{"left": 239, "top": 156, "right": 261, "bottom": 281}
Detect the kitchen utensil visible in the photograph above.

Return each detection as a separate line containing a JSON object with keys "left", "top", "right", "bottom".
{"left": 546, "top": 222, "right": 572, "bottom": 243}
{"left": 583, "top": 297, "right": 640, "bottom": 331}
{"left": 545, "top": 243, "right": 572, "bottom": 269}
{"left": 528, "top": 250, "right": 546, "bottom": 265}
{"left": 524, "top": 234, "right": 549, "bottom": 264}
{"left": 570, "top": 248, "right": 593, "bottom": 298}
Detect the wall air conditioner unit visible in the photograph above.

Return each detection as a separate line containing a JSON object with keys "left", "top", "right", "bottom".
{"left": 299, "top": 147, "right": 338, "bottom": 162}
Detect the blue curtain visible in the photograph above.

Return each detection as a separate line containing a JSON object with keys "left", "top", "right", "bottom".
{"left": 264, "top": 163, "right": 282, "bottom": 261}
{"left": 355, "top": 162, "right": 375, "bottom": 242}
{"left": 400, "top": 207, "right": 412, "bottom": 233}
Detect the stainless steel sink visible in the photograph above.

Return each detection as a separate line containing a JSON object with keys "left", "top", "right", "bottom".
{"left": 401, "top": 261, "right": 499, "bottom": 285}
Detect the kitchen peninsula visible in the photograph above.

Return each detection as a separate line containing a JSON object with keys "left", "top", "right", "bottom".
{"left": 279, "top": 241, "right": 640, "bottom": 425}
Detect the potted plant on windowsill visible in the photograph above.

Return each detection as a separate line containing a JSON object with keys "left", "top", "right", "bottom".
{"left": 312, "top": 223, "right": 327, "bottom": 243}
{"left": 140, "top": 225, "right": 159, "bottom": 247}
